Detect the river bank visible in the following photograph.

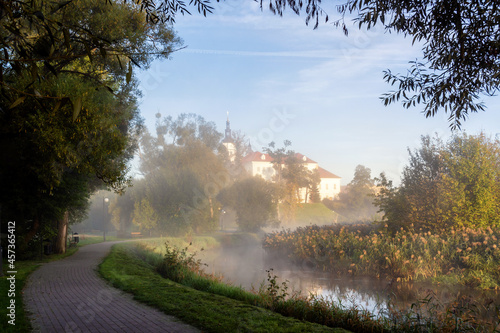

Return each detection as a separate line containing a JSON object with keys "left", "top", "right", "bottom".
{"left": 99, "top": 242, "right": 346, "bottom": 333}
{"left": 130, "top": 234, "right": 500, "bottom": 332}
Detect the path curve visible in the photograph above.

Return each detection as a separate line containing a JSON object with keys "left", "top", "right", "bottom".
{"left": 23, "top": 241, "right": 200, "bottom": 333}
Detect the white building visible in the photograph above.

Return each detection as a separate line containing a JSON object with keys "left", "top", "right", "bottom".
{"left": 241, "top": 151, "right": 341, "bottom": 201}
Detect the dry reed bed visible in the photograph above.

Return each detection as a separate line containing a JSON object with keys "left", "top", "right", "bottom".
{"left": 263, "top": 224, "right": 500, "bottom": 289}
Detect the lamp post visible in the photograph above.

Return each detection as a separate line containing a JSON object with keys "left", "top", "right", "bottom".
{"left": 220, "top": 209, "right": 226, "bottom": 231}
{"left": 103, "top": 197, "right": 109, "bottom": 241}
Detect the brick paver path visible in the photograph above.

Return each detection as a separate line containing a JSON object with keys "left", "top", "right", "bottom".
{"left": 23, "top": 241, "right": 200, "bottom": 333}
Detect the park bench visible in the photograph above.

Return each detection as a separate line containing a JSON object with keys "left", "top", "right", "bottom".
{"left": 131, "top": 232, "right": 142, "bottom": 238}
{"left": 68, "top": 233, "right": 80, "bottom": 248}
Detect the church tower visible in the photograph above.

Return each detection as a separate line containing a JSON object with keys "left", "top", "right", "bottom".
{"left": 222, "top": 112, "right": 236, "bottom": 162}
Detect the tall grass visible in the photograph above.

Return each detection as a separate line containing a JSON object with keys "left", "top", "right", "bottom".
{"left": 135, "top": 242, "right": 263, "bottom": 306}
{"left": 263, "top": 224, "right": 500, "bottom": 289}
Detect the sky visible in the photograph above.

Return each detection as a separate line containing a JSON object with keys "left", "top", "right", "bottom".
{"left": 135, "top": 1, "right": 500, "bottom": 185}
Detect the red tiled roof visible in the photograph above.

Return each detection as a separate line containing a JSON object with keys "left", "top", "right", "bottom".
{"left": 241, "top": 151, "right": 274, "bottom": 163}
{"left": 242, "top": 151, "right": 319, "bottom": 164}
{"left": 294, "top": 153, "right": 317, "bottom": 164}
{"left": 318, "top": 167, "right": 341, "bottom": 179}
{"left": 242, "top": 153, "right": 340, "bottom": 179}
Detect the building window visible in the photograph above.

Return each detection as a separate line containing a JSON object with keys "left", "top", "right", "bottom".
{"left": 334, "top": 184, "right": 337, "bottom": 190}
{"left": 257, "top": 167, "right": 261, "bottom": 172}
{"left": 326, "top": 184, "right": 328, "bottom": 190}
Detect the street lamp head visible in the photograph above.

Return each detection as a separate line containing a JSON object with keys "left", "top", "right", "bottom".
{"left": 104, "top": 197, "right": 109, "bottom": 203}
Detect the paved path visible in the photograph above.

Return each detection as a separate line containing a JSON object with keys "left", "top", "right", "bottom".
{"left": 23, "top": 241, "right": 200, "bottom": 333}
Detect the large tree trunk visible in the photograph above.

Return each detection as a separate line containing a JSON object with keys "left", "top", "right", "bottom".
{"left": 54, "top": 211, "right": 69, "bottom": 254}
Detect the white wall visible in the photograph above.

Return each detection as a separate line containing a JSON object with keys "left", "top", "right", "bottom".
{"left": 319, "top": 178, "right": 341, "bottom": 200}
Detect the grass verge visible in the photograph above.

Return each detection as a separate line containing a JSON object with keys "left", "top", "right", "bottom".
{"left": 1, "top": 260, "right": 40, "bottom": 332}
{"left": 99, "top": 243, "right": 347, "bottom": 333}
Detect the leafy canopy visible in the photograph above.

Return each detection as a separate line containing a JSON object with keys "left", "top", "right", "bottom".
{"left": 324, "top": 165, "right": 379, "bottom": 222}
{"left": 217, "top": 176, "right": 277, "bottom": 232}
{"left": 0, "top": 0, "right": 180, "bottom": 251}
{"left": 256, "top": 0, "right": 500, "bottom": 128}
{"left": 126, "top": 114, "right": 226, "bottom": 236}
{"left": 375, "top": 133, "right": 500, "bottom": 231}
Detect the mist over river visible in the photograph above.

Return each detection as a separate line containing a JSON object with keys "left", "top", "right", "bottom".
{"left": 197, "top": 240, "right": 500, "bottom": 320}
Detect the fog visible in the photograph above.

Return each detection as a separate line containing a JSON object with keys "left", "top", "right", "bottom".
{"left": 197, "top": 233, "right": 500, "bottom": 321}
{"left": 70, "top": 115, "right": 499, "bottom": 328}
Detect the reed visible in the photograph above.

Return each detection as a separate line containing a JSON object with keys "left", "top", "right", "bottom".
{"left": 263, "top": 224, "right": 500, "bottom": 289}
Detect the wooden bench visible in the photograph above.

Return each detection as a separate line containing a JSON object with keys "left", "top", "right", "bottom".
{"left": 68, "top": 237, "right": 78, "bottom": 248}
{"left": 131, "top": 232, "right": 142, "bottom": 238}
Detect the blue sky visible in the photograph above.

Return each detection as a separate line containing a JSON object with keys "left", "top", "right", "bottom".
{"left": 135, "top": 1, "right": 500, "bottom": 184}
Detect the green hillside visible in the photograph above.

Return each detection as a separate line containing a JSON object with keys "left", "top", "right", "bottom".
{"left": 293, "top": 203, "right": 338, "bottom": 226}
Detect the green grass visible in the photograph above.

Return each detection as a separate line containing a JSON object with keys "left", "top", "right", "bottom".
{"left": 135, "top": 242, "right": 265, "bottom": 306}
{"left": 0, "top": 260, "right": 40, "bottom": 332}
{"left": 294, "top": 203, "right": 338, "bottom": 226}
{"left": 99, "top": 243, "right": 348, "bottom": 333}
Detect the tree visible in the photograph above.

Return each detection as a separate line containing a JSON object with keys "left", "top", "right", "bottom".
{"left": 264, "top": 140, "right": 300, "bottom": 222}
{"left": 440, "top": 133, "right": 500, "bottom": 228}
{"left": 375, "top": 133, "right": 500, "bottom": 231}
{"left": 0, "top": 0, "right": 180, "bottom": 254}
{"left": 324, "top": 165, "right": 378, "bottom": 222}
{"left": 399, "top": 136, "right": 446, "bottom": 230}
{"left": 133, "top": 198, "right": 159, "bottom": 236}
{"left": 375, "top": 135, "right": 447, "bottom": 230}
{"left": 250, "top": 0, "right": 500, "bottom": 128}
{"left": 282, "top": 154, "right": 309, "bottom": 202}
{"left": 372, "top": 172, "right": 408, "bottom": 232}
{"left": 0, "top": 0, "right": 180, "bottom": 100}
{"left": 307, "top": 168, "right": 321, "bottom": 203}
{"left": 109, "top": 188, "right": 137, "bottom": 236}
{"left": 133, "top": 114, "right": 227, "bottom": 236}
{"left": 217, "top": 177, "right": 277, "bottom": 232}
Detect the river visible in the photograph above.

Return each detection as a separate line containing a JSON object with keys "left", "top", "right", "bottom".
{"left": 198, "top": 243, "right": 500, "bottom": 322}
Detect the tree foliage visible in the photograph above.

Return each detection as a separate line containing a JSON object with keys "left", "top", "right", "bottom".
{"left": 217, "top": 176, "right": 277, "bottom": 232}
{"left": 0, "top": 0, "right": 179, "bottom": 253}
{"left": 323, "top": 165, "right": 378, "bottom": 222}
{"left": 133, "top": 198, "right": 159, "bottom": 235}
{"left": 375, "top": 133, "right": 500, "bottom": 231}
{"left": 0, "top": 0, "right": 180, "bottom": 99}
{"left": 441, "top": 134, "right": 500, "bottom": 227}
{"left": 124, "top": 114, "right": 227, "bottom": 236}
{"left": 263, "top": 141, "right": 323, "bottom": 221}
{"left": 264, "top": 141, "right": 301, "bottom": 222}
{"left": 255, "top": 0, "right": 500, "bottom": 128}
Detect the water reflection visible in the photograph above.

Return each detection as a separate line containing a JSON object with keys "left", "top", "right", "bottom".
{"left": 198, "top": 245, "right": 500, "bottom": 320}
